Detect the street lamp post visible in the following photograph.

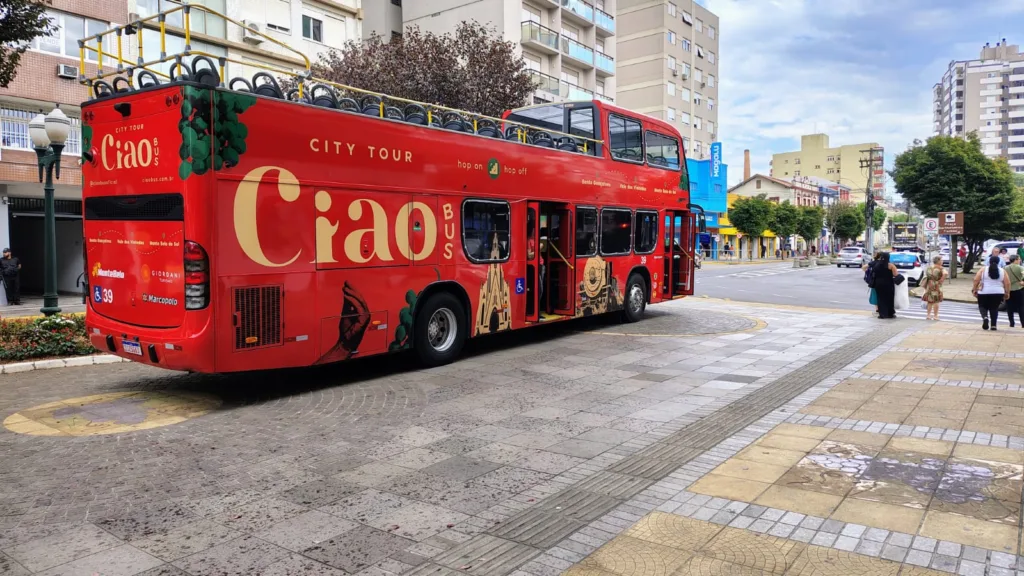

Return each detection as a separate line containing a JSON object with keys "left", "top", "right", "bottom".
{"left": 28, "top": 106, "right": 71, "bottom": 317}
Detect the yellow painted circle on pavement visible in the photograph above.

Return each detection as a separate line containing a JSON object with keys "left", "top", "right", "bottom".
{"left": 3, "top": 391, "right": 221, "bottom": 437}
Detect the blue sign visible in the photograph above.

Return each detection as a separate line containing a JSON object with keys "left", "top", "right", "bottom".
{"left": 93, "top": 285, "right": 102, "bottom": 303}
{"left": 710, "top": 142, "right": 722, "bottom": 178}
{"left": 704, "top": 213, "right": 719, "bottom": 228}
{"left": 514, "top": 278, "right": 525, "bottom": 295}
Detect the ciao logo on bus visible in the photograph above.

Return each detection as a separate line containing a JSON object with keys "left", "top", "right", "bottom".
{"left": 101, "top": 133, "right": 159, "bottom": 170}
{"left": 233, "top": 166, "right": 458, "bottom": 267}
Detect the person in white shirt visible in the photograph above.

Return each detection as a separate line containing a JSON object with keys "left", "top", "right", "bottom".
{"left": 974, "top": 255, "right": 1011, "bottom": 330}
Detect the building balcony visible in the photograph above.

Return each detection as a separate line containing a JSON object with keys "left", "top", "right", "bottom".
{"left": 1010, "top": 85, "right": 1024, "bottom": 94}
{"left": 1010, "top": 158, "right": 1024, "bottom": 166}
{"left": 595, "top": 8, "right": 615, "bottom": 35}
{"left": 595, "top": 51, "right": 614, "bottom": 75}
{"left": 981, "top": 76, "right": 1004, "bottom": 85}
{"left": 596, "top": 93, "right": 614, "bottom": 103}
{"left": 1009, "top": 146, "right": 1024, "bottom": 155}
{"left": 535, "top": 0, "right": 559, "bottom": 6}
{"left": 529, "top": 70, "right": 605, "bottom": 103}
{"left": 561, "top": 36, "right": 594, "bottom": 67}
{"left": 1011, "top": 98, "right": 1024, "bottom": 106}
{"left": 1009, "top": 134, "right": 1024, "bottom": 142}
{"left": 567, "top": 83, "right": 594, "bottom": 100}
{"left": 560, "top": 0, "right": 594, "bottom": 26}
{"left": 530, "top": 70, "right": 562, "bottom": 95}
{"left": 521, "top": 21, "right": 560, "bottom": 54}
{"left": 1009, "top": 110, "right": 1024, "bottom": 118}
{"left": 981, "top": 89, "right": 1003, "bottom": 97}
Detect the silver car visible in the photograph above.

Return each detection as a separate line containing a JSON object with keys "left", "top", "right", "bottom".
{"left": 837, "top": 247, "right": 865, "bottom": 268}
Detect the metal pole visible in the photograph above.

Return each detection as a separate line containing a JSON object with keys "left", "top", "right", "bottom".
{"left": 40, "top": 154, "right": 61, "bottom": 316}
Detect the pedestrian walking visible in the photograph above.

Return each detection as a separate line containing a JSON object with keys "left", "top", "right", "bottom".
{"left": 871, "top": 252, "right": 899, "bottom": 319}
{"left": 1, "top": 248, "right": 21, "bottom": 306}
{"left": 760, "top": 243, "right": 767, "bottom": 259}
{"left": 973, "top": 255, "right": 1010, "bottom": 331}
{"left": 1016, "top": 243, "right": 1024, "bottom": 263}
{"left": 990, "top": 246, "right": 1007, "bottom": 269}
{"left": 724, "top": 242, "right": 732, "bottom": 260}
{"left": 864, "top": 252, "right": 882, "bottom": 314}
{"left": 1006, "top": 254, "right": 1024, "bottom": 326}
{"left": 921, "top": 255, "right": 947, "bottom": 321}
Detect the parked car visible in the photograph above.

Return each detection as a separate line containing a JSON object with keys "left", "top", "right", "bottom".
{"left": 992, "top": 241, "right": 1022, "bottom": 262}
{"left": 940, "top": 247, "right": 950, "bottom": 267}
{"left": 891, "top": 252, "right": 924, "bottom": 286}
{"left": 837, "top": 247, "right": 866, "bottom": 268}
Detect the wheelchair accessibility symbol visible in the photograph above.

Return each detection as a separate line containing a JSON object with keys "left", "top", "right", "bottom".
{"left": 93, "top": 285, "right": 102, "bottom": 303}
{"left": 514, "top": 278, "right": 525, "bottom": 295}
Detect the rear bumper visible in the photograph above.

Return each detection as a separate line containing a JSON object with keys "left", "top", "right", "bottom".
{"left": 85, "top": 309, "right": 215, "bottom": 372}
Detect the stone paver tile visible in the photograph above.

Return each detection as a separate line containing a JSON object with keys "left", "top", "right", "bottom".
{"left": 701, "top": 525, "right": 806, "bottom": 574}
{"left": 302, "top": 525, "right": 416, "bottom": 574}
{"left": 335, "top": 462, "right": 415, "bottom": 487}
{"left": 754, "top": 486, "right": 842, "bottom": 518}
{"left": 0, "top": 553, "right": 29, "bottom": 576}
{"left": 826, "top": 429, "right": 892, "bottom": 448}
{"left": 512, "top": 451, "right": 587, "bottom": 475}
{"left": 672, "top": 555, "right": 770, "bottom": 575}
{"left": 472, "top": 466, "right": 553, "bottom": 493}
{"left": 545, "top": 439, "right": 615, "bottom": 459}
{"left": 689, "top": 474, "right": 772, "bottom": 503}
{"left": 255, "top": 510, "right": 358, "bottom": 552}
{"left": 277, "top": 477, "right": 364, "bottom": 508}
{"left": 133, "top": 519, "right": 242, "bottom": 561}
{"left": 502, "top": 431, "right": 571, "bottom": 449}
{"left": 767, "top": 424, "right": 832, "bottom": 440}
{"left": 171, "top": 535, "right": 290, "bottom": 576}
{"left": 952, "top": 444, "right": 1024, "bottom": 465}
{"left": 361, "top": 500, "right": 469, "bottom": 542}
{"left": 578, "top": 535, "right": 692, "bottom": 576}
{"left": 576, "top": 427, "right": 641, "bottom": 445}
{"left": 920, "top": 510, "right": 1020, "bottom": 553}
{"left": 886, "top": 437, "right": 955, "bottom": 457}
{"left": 622, "top": 512, "right": 724, "bottom": 551}
{"left": 424, "top": 436, "right": 494, "bottom": 456}
{"left": 34, "top": 544, "right": 163, "bottom": 576}
{"left": 775, "top": 460, "right": 856, "bottom": 499}
{"left": 318, "top": 489, "right": 408, "bottom": 524}
{"left": 734, "top": 445, "right": 807, "bottom": 468}
{"left": 787, "top": 544, "right": 901, "bottom": 576}
{"left": 420, "top": 457, "right": 502, "bottom": 482}
{"left": 711, "top": 459, "right": 790, "bottom": 484}
{"left": 5, "top": 523, "right": 123, "bottom": 572}
{"left": 756, "top": 433, "right": 821, "bottom": 453}
{"left": 260, "top": 553, "right": 347, "bottom": 576}
{"left": 386, "top": 448, "right": 456, "bottom": 470}
{"left": 213, "top": 498, "right": 308, "bottom": 533}
{"left": 464, "top": 443, "right": 536, "bottom": 465}
{"left": 830, "top": 498, "right": 924, "bottom": 535}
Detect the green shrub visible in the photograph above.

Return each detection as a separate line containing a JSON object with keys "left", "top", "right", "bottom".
{"left": 0, "top": 314, "right": 95, "bottom": 362}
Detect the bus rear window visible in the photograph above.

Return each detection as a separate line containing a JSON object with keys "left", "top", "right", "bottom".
{"left": 85, "top": 194, "right": 184, "bottom": 221}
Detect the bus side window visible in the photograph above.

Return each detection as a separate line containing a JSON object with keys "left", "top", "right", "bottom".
{"left": 634, "top": 211, "right": 659, "bottom": 254}
{"left": 463, "top": 200, "right": 511, "bottom": 262}
{"left": 576, "top": 207, "right": 598, "bottom": 257}
{"left": 645, "top": 131, "right": 680, "bottom": 170}
{"left": 600, "top": 208, "right": 633, "bottom": 255}
{"left": 569, "top": 107, "right": 600, "bottom": 156}
{"left": 608, "top": 114, "right": 643, "bottom": 163}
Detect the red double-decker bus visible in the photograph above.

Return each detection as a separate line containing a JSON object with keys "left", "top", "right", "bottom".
{"left": 78, "top": 7, "right": 701, "bottom": 373}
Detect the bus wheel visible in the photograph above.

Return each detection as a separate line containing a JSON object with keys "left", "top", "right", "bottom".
{"left": 414, "top": 292, "right": 466, "bottom": 366}
{"left": 622, "top": 274, "right": 647, "bottom": 323}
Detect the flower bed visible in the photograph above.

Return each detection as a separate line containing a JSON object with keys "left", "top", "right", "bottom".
{"left": 0, "top": 315, "right": 95, "bottom": 362}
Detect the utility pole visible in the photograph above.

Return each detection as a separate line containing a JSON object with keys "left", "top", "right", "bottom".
{"left": 859, "top": 147, "right": 884, "bottom": 255}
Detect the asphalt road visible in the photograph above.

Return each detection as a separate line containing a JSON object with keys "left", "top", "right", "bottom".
{"left": 695, "top": 261, "right": 984, "bottom": 323}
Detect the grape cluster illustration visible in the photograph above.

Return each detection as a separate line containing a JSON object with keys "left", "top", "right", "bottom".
{"left": 389, "top": 290, "right": 418, "bottom": 351}
{"left": 178, "top": 87, "right": 256, "bottom": 180}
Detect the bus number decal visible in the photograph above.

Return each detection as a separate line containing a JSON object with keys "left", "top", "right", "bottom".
{"left": 640, "top": 256, "right": 647, "bottom": 265}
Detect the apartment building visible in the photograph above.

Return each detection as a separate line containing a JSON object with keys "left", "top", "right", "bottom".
{"left": 769, "top": 134, "right": 882, "bottom": 204}
{"left": 615, "top": 0, "right": 719, "bottom": 159}
{"left": 933, "top": 40, "right": 1024, "bottom": 172}
{"left": 401, "top": 0, "right": 617, "bottom": 104}
{"left": 0, "top": 0, "right": 359, "bottom": 296}
{"left": 363, "top": 0, "right": 403, "bottom": 40}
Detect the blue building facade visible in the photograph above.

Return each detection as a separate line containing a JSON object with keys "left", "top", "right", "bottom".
{"left": 687, "top": 142, "right": 728, "bottom": 258}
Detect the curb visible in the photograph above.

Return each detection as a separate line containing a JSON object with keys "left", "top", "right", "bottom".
{"left": 1, "top": 354, "right": 126, "bottom": 374}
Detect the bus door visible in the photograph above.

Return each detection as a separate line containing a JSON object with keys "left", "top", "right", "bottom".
{"left": 525, "top": 202, "right": 540, "bottom": 323}
{"left": 546, "top": 205, "right": 575, "bottom": 316}
{"left": 663, "top": 210, "right": 695, "bottom": 297}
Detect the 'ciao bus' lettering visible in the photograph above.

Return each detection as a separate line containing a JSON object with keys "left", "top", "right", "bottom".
{"left": 101, "top": 133, "right": 158, "bottom": 170}
{"left": 234, "top": 166, "right": 441, "bottom": 267}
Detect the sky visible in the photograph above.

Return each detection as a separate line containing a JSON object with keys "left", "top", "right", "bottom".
{"left": 704, "top": 0, "right": 1024, "bottom": 192}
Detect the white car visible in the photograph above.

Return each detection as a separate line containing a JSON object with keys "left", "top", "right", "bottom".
{"left": 837, "top": 247, "right": 865, "bottom": 268}
{"left": 890, "top": 252, "right": 925, "bottom": 286}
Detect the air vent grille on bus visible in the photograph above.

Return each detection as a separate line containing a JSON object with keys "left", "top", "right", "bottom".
{"left": 85, "top": 194, "right": 184, "bottom": 221}
{"left": 233, "top": 286, "right": 282, "bottom": 350}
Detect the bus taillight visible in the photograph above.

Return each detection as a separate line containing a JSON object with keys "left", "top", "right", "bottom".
{"left": 184, "top": 240, "right": 210, "bottom": 310}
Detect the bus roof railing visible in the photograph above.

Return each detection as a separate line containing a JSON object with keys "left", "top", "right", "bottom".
{"left": 78, "top": 2, "right": 604, "bottom": 152}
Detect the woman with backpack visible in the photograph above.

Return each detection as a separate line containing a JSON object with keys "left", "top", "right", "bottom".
{"left": 864, "top": 252, "right": 881, "bottom": 312}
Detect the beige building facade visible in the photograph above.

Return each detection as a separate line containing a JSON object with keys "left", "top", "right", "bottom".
{"left": 615, "top": 0, "right": 719, "bottom": 159}
{"left": 769, "top": 134, "right": 881, "bottom": 204}
{"left": 400, "top": 0, "right": 617, "bottom": 104}
{"left": 933, "top": 40, "right": 1024, "bottom": 172}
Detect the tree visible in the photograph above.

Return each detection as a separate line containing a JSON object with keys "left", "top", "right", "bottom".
{"left": 890, "top": 134, "right": 1022, "bottom": 272}
{"left": 890, "top": 213, "right": 913, "bottom": 223}
{"left": 797, "top": 206, "right": 824, "bottom": 253}
{"left": 768, "top": 202, "right": 800, "bottom": 258}
{"left": 287, "top": 22, "right": 535, "bottom": 118}
{"left": 826, "top": 202, "right": 864, "bottom": 247}
{"left": 856, "top": 202, "right": 886, "bottom": 231}
{"left": 729, "top": 195, "right": 775, "bottom": 260}
{"left": 0, "top": 0, "right": 56, "bottom": 88}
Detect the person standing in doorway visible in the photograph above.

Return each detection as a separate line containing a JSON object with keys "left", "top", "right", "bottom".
{"left": 1006, "top": 254, "right": 1024, "bottom": 327}
{"left": 1, "top": 248, "right": 21, "bottom": 306}
{"left": 760, "top": 243, "right": 767, "bottom": 259}
{"left": 973, "top": 255, "right": 1010, "bottom": 330}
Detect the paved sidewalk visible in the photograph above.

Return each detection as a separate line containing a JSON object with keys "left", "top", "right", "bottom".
{"left": 0, "top": 296, "right": 86, "bottom": 319}
{"left": 561, "top": 322, "right": 1024, "bottom": 576}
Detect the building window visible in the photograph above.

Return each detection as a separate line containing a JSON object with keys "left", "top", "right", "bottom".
{"left": 708, "top": 51, "right": 716, "bottom": 64}
{"left": 794, "top": 158, "right": 801, "bottom": 165}
{"left": 667, "top": 82, "right": 676, "bottom": 96}
{"left": 29, "top": 9, "right": 109, "bottom": 61}
{"left": 707, "top": 74, "right": 715, "bottom": 87}
{"left": 137, "top": 0, "right": 228, "bottom": 38}
{"left": 391, "top": 31, "right": 402, "bottom": 41}
{"left": 794, "top": 170, "right": 801, "bottom": 176}
{"left": 667, "top": 107, "right": 676, "bottom": 121}
{"left": 694, "top": 92, "right": 703, "bottom": 105}
{"left": 708, "top": 97, "right": 714, "bottom": 111}
{"left": 600, "top": 209, "right": 633, "bottom": 255}
{"left": 682, "top": 39, "right": 691, "bottom": 52}
{"left": 695, "top": 69, "right": 703, "bottom": 83}
{"left": 2, "top": 105, "right": 80, "bottom": 154}
{"left": 667, "top": 56, "right": 676, "bottom": 70}
{"left": 696, "top": 45, "right": 705, "bottom": 58}
{"left": 756, "top": 179, "right": 761, "bottom": 189}
{"left": 522, "top": 5, "right": 541, "bottom": 22}
{"left": 682, "top": 11, "right": 692, "bottom": 24}
{"left": 561, "top": 23, "right": 580, "bottom": 40}
{"left": 680, "top": 87, "right": 690, "bottom": 102}
{"left": 576, "top": 207, "right": 598, "bottom": 257}
{"left": 391, "top": 0, "right": 401, "bottom": 4}
{"left": 596, "top": 80, "right": 605, "bottom": 95}
{"left": 680, "top": 111, "right": 690, "bottom": 125}
{"left": 596, "top": 38, "right": 606, "bottom": 53}
{"left": 302, "top": 15, "right": 323, "bottom": 42}
{"left": 667, "top": 2, "right": 677, "bottom": 16}
{"left": 693, "top": 117, "right": 702, "bottom": 130}
{"left": 708, "top": 25, "right": 716, "bottom": 39}
{"left": 634, "top": 211, "right": 659, "bottom": 254}
{"left": 706, "top": 120, "right": 714, "bottom": 134}
{"left": 609, "top": 114, "right": 643, "bottom": 162}
{"left": 462, "top": 200, "right": 510, "bottom": 263}
{"left": 667, "top": 31, "right": 676, "bottom": 44}
{"left": 561, "top": 68, "right": 580, "bottom": 85}
{"left": 524, "top": 52, "right": 541, "bottom": 72}
{"left": 695, "top": 19, "right": 703, "bottom": 32}
{"left": 646, "top": 131, "right": 680, "bottom": 170}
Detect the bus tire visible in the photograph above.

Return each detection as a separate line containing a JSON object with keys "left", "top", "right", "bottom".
{"left": 622, "top": 274, "right": 647, "bottom": 323}
{"left": 414, "top": 292, "right": 466, "bottom": 367}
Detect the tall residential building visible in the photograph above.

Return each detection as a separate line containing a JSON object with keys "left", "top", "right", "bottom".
{"left": 933, "top": 40, "right": 1024, "bottom": 172}
{"left": 363, "top": 0, "right": 403, "bottom": 40}
{"left": 615, "top": 0, "right": 719, "bottom": 159}
{"left": 769, "top": 134, "right": 882, "bottom": 204}
{"left": 0, "top": 0, "right": 360, "bottom": 296}
{"left": 401, "top": 0, "right": 617, "bottom": 104}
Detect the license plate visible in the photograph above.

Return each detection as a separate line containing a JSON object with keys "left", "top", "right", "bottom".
{"left": 122, "top": 340, "right": 143, "bottom": 356}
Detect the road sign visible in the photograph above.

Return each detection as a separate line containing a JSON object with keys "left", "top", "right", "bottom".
{"left": 937, "top": 211, "right": 964, "bottom": 235}
{"left": 923, "top": 218, "right": 938, "bottom": 233}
